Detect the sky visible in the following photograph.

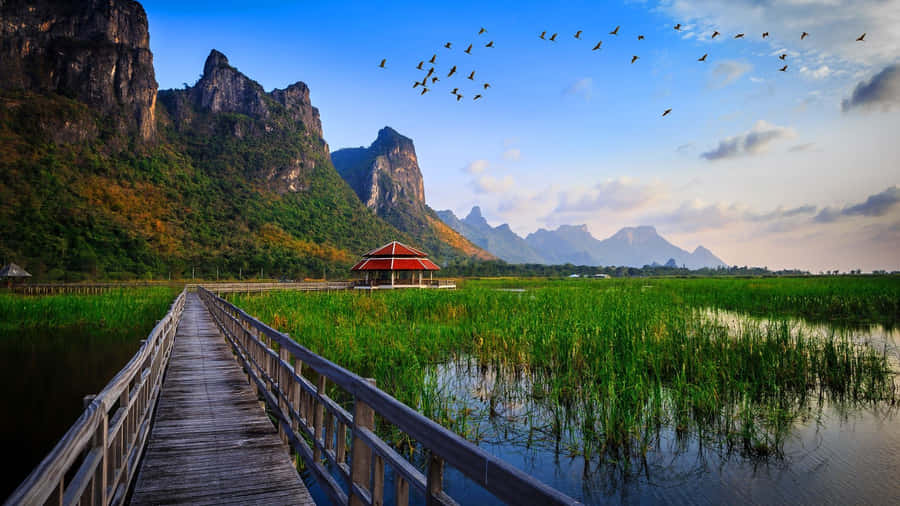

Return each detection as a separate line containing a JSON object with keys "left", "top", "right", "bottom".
{"left": 142, "top": 0, "right": 900, "bottom": 272}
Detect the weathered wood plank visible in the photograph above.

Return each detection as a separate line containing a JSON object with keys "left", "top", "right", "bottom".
{"left": 130, "top": 293, "right": 314, "bottom": 505}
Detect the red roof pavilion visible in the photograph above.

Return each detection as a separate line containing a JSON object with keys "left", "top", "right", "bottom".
{"left": 351, "top": 241, "right": 440, "bottom": 287}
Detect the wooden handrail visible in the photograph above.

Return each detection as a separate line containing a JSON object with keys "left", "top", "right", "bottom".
{"left": 198, "top": 286, "right": 578, "bottom": 506}
{"left": 5, "top": 290, "right": 187, "bottom": 506}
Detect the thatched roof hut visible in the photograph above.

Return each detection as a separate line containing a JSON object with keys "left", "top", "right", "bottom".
{"left": 0, "top": 263, "right": 31, "bottom": 278}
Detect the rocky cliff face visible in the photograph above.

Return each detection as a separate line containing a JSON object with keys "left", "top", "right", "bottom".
{"left": 332, "top": 127, "right": 426, "bottom": 213}
{"left": 158, "top": 49, "right": 328, "bottom": 193}
{"left": 0, "top": 0, "right": 158, "bottom": 141}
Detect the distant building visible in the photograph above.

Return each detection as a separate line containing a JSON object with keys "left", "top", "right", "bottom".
{"left": 351, "top": 241, "right": 448, "bottom": 289}
{"left": 0, "top": 262, "right": 32, "bottom": 288}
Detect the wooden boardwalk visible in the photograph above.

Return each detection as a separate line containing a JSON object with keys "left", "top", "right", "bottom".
{"left": 130, "top": 293, "right": 314, "bottom": 505}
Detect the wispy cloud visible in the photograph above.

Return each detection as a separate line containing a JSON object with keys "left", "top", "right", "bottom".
{"left": 502, "top": 148, "right": 521, "bottom": 161}
{"left": 841, "top": 64, "right": 900, "bottom": 112}
{"left": 462, "top": 160, "right": 489, "bottom": 175}
{"left": 800, "top": 65, "right": 833, "bottom": 80}
{"left": 709, "top": 60, "right": 752, "bottom": 88}
{"left": 563, "top": 77, "right": 593, "bottom": 101}
{"left": 701, "top": 120, "right": 796, "bottom": 161}
{"left": 555, "top": 178, "right": 668, "bottom": 214}
{"left": 814, "top": 186, "right": 900, "bottom": 223}
{"left": 471, "top": 175, "right": 514, "bottom": 194}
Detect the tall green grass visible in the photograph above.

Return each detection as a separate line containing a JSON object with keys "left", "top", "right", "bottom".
{"left": 228, "top": 277, "right": 898, "bottom": 467}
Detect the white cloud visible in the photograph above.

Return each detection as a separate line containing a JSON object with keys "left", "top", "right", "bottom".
{"left": 502, "top": 148, "right": 521, "bottom": 161}
{"left": 462, "top": 160, "right": 489, "bottom": 175}
{"left": 555, "top": 178, "right": 668, "bottom": 214}
{"left": 471, "top": 175, "right": 514, "bottom": 194}
{"left": 800, "top": 65, "right": 832, "bottom": 80}
{"left": 701, "top": 120, "right": 797, "bottom": 161}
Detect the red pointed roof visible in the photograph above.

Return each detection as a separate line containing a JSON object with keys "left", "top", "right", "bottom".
{"left": 363, "top": 241, "right": 428, "bottom": 258}
{"left": 351, "top": 257, "right": 440, "bottom": 271}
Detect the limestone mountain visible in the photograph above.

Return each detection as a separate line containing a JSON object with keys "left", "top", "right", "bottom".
{"left": 0, "top": 0, "right": 486, "bottom": 280}
{"left": 436, "top": 207, "right": 545, "bottom": 264}
{"left": 332, "top": 127, "right": 493, "bottom": 260}
{"left": 0, "top": 0, "right": 158, "bottom": 142}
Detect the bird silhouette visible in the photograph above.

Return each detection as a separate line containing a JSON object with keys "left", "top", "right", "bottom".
{"left": 762, "top": 32, "right": 769, "bottom": 38}
{"left": 468, "top": 70, "right": 476, "bottom": 80}
{"left": 674, "top": 24, "right": 682, "bottom": 31}
{"left": 550, "top": 33, "right": 558, "bottom": 41}
{"left": 413, "top": 81, "right": 420, "bottom": 88}
{"left": 779, "top": 54, "right": 787, "bottom": 60}
{"left": 426, "top": 67, "right": 435, "bottom": 78}
{"left": 662, "top": 108, "right": 672, "bottom": 117}
{"left": 429, "top": 54, "right": 436, "bottom": 64}
{"left": 379, "top": 59, "right": 386, "bottom": 68}
{"left": 610, "top": 25, "right": 620, "bottom": 35}
{"left": 638, "top": 35, "right": 645, "bottom": 40}
{"left": 575, "top": 30, "right": 583, "bottom": 39}
{"left": 698, "top": 53, "right": 707, "bottom": 62}
{"left": 448, "top": 65, "right": 457, "bottom": 77}
{"left": 456, "top": 94, "right": 463, "bottom": 101}
{"left": 801, "top": 32, "right": 809, "bottom": 40}
{"left": 592, "top": 41, "right": 603, "bottom": 50}
{"left": 465, "top": 44, "right": 473, "bottom": 54}
{"left": 483, "top": 83, "right": 491, "bottom": 89}
{"left": 857, "top": 33, "right": 866, "bottom": 41}
{"left": 451, "top": 87, "right": 459, "bottom": 94}
{"left": 479, "top": 27, "right": 487, "bottom": 35}
{"left": 485, "top": 40, "right": 494, "bottom": 48}
{"left": 421, "top": 87, "right": 429, "bottom": 95}
{"left": 779, "top": 65, "right": 788, "bottom": 71}
{"left": 712, "top": 31, "right": 720, "bottom": 39}
{"left": 631, "top": 55, "right": 639, "bottom": 63}
{"left": 474, "top": 94, "right": 483, "bottom": 100}
{"left": 431, "top": 76, "right": 438, "bottom": 83}
{"left": 734, "top": 33, "right": 745, "bottom": 39}
{"left": 444, "top": 42, "right": 452, "bottom": 49}
{"left": 416, "top": 61, "right": 424, "bottom": 70}
{"left": 540, "top": 31, "right": 547, "bottom": 40}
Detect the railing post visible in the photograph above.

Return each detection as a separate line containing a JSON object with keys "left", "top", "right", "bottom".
{"left": 278, "top": 346, "right": 290, "bottom": 445}
{"left": 349, "top": 378, "right": 376, "bottom": 506}
{"left": 426, "top": 450, "right": 444, "bottom": 506}
{"left": 313, "top": 375, "right": 326, "bottom": 462}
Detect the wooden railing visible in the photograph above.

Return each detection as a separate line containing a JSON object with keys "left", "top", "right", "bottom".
{"left": 12, "top": 282, "right": 178, "bottom": 295}
{"left": 197, "top": 281, "right": 353, "bottom": 294}
{"left": 5, "top": 290, "right": 187, "bottom": 506}
{"left": 198, "top": 287, "right": 578, "bottom": 506}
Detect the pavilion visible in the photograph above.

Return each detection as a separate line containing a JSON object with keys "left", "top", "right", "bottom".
{"left": 1, "top": 262, "right": 31, "bottom": 289}
{"left": 351, "top": 241, "right": 447, "bottom": 288}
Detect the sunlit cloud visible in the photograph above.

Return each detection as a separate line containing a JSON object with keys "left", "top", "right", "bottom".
{"left": 462, "top": 160, "right": 489, "bottom": 175}
{"left": 471, "top": 175, "right": 514, "bottom": 194}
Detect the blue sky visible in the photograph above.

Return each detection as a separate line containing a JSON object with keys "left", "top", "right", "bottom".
{"left": 142, "top": 0, "right": 900, "bottom": 271}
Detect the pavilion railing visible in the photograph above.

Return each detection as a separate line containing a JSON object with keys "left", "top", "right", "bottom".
{"left": 5, "top": 289, "right": 187, "bottom": 506}
{"left": 197, "top": 286, "right": 577, "bottom": 506}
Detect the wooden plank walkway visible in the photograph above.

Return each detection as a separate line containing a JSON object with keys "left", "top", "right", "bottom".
{"left": 130, "top": 292, "right": 314, "bottom": 505}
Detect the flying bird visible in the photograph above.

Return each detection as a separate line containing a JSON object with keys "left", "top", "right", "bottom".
{"left": 638, "top": 35, "right": 645, "bottom": 40}
{"left": 631, "top": 55, "right": 639, "bottom": 63}
{"left": 550, "top": 32, "right": 558, "bottom": 41}
{"left": 426, "top": 67, "right": 434, "bottom": 78}
{"left": 444, "top": 42, "right": 452, "bottom": 49}
{"left": 540, "top": 31, "right": 547, "bottom": 40}
{"left": 379, "top": 59, "right": 386, "bottom": 68}
{"left": 465, "top": 44, "right": 473, "bottom": 54}
{"left": 456, "top": 94, "right": 463, "bottom": 101}
{"left": 413, "top": 81, "right": 420, "bottom": 88}
{"left": 473, "top": 94, "right": 483, "bottom": 100}
{"left": 485, "top": 40, "right": 494, "bottom": 47}
{"left": 468, "top": 70, "right": 476, "bottom": 80}
{"left": 857, "top": 33, "right": 866, "bottom": 41}
{"left": 801, "top": 32, "right": 809, "bottom": 40}
{"left": 431, "top": 76, "right": 438, "bottom": 83}
{"left": 448, "top": 65, "right": 457, "bottom": 77}
{"left": 698, "top": 53, "right": 707, "bottom": 62}
{"left": 674, "top": 24, "right": 682, "bottom": 31}
{"left": 712, "top": 31, "right": 720, "bottom": 39}
{"left": 779, "top": 53, "right": 787, "bottom": 60}
{"left": 734, "top": 33, "right": 745, "bottom": 39}
{"left": 575, "top": 30, "right": 583, "bottom": 39}
{"left": 483, "top": 83, "right": 491, "bottom": 89}
{"left": 416, "top": 61, "right": 423, "bottom": 70}
{"left": 479, "top": 27, "right": 487, "bottom": 35}
{"left": 451, "top": 87, "right": 459, "bottom": 94}
{"left": 779, "top": 65, "right": 788, "bottom": 71}
{"left": 592, "top": 41, "right": 603, "bottom": 50}
{"left": 429, "top": 54, "right": 436, "bottom": 63}
{"left": 662, "top": 108, "right": 672, "bottom": 117}
{"left": 762, "top": 32, "right": 769, "bottom": 38}
{"left": 610, "top": 25, "right": 620, "bottom": 35}
{"left": 421, "top": 87, "right": 429, "bottom": 95}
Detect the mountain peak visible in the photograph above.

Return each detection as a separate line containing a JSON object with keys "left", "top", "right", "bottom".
{"left": 467, "top": 206, "right": 484, "bottom": 220}
{"left": 203, "top": 49, "right": 230, "bottom": 75}
{"left": 611, "top": 225, "right": 660, "bottom": 245}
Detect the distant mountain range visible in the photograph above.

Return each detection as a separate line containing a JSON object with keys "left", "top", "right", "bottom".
{"left": 438, "top": 207, "right": 728, "bottom": 269}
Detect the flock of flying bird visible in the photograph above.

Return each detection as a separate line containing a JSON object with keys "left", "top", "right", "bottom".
{"left": 379, "top": 23, "right": 870, "bottom": 116}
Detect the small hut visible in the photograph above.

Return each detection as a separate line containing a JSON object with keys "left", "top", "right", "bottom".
{"left": 351, "top": 241, "right": 440, "bottom": 288}
{"left": 1, "top": 262, "right": 32, "bottom": 289}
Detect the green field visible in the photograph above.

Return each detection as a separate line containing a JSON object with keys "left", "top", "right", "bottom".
{"left": 227, "top": 277, "right": 900, "bottom": 463}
